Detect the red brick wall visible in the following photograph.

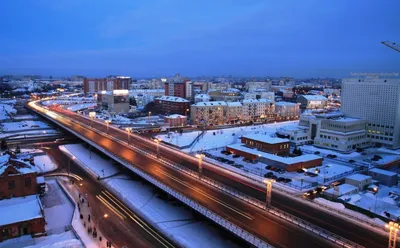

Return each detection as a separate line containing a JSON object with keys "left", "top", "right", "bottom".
{"left": 0, "top": 217, "right": 45, "bottom": 242}
{"left": 84, "top": 78, "right": 130, "bottom": 95}
{"left": 286, "top": 158, "right": 323, "bottom": 172}
{"left": 226, "top": 147, "right": 258, "bottom": 161}
{"left": 241, "top": 137, "right": 290, "bottom": 156}
{"left": 0, "top": 168, "right": 37, "bottom": 199}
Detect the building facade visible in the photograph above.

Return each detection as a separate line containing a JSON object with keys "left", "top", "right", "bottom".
{"left": 97, "top": 90, "right": 130, "bottom": 114}
{"left": 164, "top": 114, "right": 187, "bottom": 127}
{"left": 226, "top": 102, "right": 242, "bottom": 123}
{"left": 84, "top": 77, "right": 131, "bottom": 95}
{"left": 297, "top": 95, "right": 328, "bottom": 109}
{"left": 241, "top": 134, "right": 290, "bottom": 156}
{"left": 341, "top": 73, "right": 400, "bottom": 149}
{"left": 194, "top": 94, "right": 211, "bottom": 103}
{"left": 155, "top": 96, "right": 190, "bottom": 115}
{"left": 242, "top": 99, "right": 275, "bottom": 122}
{"left": 275, "top": 102, "right": 300, "bottom": 120}
{"left": 190, "top": 101, "right": 226, "bottom": 125}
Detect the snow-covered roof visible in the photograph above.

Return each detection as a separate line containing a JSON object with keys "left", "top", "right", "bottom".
{"left": 0, "top": 195, "right": 43, "bottom": 226}
{"left": 369, "top": 168, "right": 397, "bottom": 177}
{"left": 275, "top": 101, "right": 297, "bottom": 106}
{"left": 37, "top": 176, "right": 45, "bottom": 184}
{"left": 0, "top": 154, "right": 10, "bottom": 166}
{"left": 166, "top": 114, "right": 186, "bottom": 119}
{"left": 192, "top": 101, "right": 227, "bottom": 107}
{"left": 333, "top": 117, "right": 361, "bottom": 123}
{"left": 242, "top": 134, "right": 290, "bottom": 144}
{"left": 325, "top": 184, "right": 358, "bottom": 196}
{"left": 194, "top": 94, "right": 210, "bottom": 98}
{"left": 242, "top": 99, "right": 272, "bottom": 103}
{"left": 346, "top": 173, "right": 372, "bottom": 181}
{"left": 226, "top": 102, "right": 242, "bottom": 107}
{"left": 227, "top": 144, "right": 321, "bottom": 164}
{"left": 157, "top": 96, "right": 189, "bottom": 103}
{"left": 300, "top": 95, "right": 328, "bottom": 101}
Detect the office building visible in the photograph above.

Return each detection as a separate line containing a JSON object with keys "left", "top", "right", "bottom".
{"left": 97, "top": 90, "right": 130, "bottom": 114}
{"left": 341, "top": 73, "right": 400, "bottom": 149}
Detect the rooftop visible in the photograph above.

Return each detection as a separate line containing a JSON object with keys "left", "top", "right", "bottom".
{"left": 325, "top": 184, "right": 358, "bottom": 195}
{"left": 166, "top": 114, "right": 186, "bottom": 119}
{"left": 275, "top": 101, "right": 297, "bottom": 106}
{"left": 0, "top": 195, "right": 44, "bottom": 226}
{"left": 346, "top": 173, "right": 372, "bottom": 181}
{"left": 369, "top": 168, "right": 397, "bottom": 177}
{"left": 227, "top": 143, "right": 321, "bottom": 164}
{"left": 157, "top": 96, "right": 189, "bottom": 103}
{"left": 226, "top": 102, "right": 242, "bottom": 107}
{"left": 242, "top": 134, "right": 290, "bottom": 144}
{"left": 300, "top": 95, "right": 328, "bottom": 101}
{"left": 242, "top": 99, "right": 273, "bottom": 103}
{"left": 192, "top": 101, "right": 227, "bottom": 107}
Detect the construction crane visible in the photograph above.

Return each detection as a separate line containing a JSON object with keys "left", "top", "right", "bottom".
{"left": 382, "top": 40, "right": 400, "bottom": 53}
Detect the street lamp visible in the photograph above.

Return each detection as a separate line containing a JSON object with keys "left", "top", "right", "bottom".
{"left": 195, "top": 153, "right": 205, "bottom": 178}
{"left": 96, "top": 213, "right": 108, "bottom": 224}
{"left": 125, "top": 128, "right": 132, "bottom": 142}
{"left": 258, "top": 154, "right": 262, "bottom": 176}
{"left": 154, "top": 138, "right": 162, "bottom": 158}
{"left": 385, "top": 222, "right": 399, "bottom": 248}
{"left": 264, "top": 179, "right": 274, "bottom": 209}
{"left": 186, "top": 108, "right": 189, "bottom": 119}
{"left": 148, "top": 111, "right": 152, "bottom": 123}
{"left": 105, "top": 120, "right": 111, "bottom": 134}
{"left": 373, "top": 187, "right": 379, "bottom": 214}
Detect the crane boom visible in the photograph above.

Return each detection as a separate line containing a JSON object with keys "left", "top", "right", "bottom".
{"left": 382, "top": 40, "right": 400, "bottom": 53}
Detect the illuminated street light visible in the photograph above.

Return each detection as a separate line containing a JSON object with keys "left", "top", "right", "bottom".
{"left": 264, "top": 179, "right": 274, "bottom": 209}
{"left": 148, "top": 111, "right": 152, "bottom": 123}
{"left": 96, "top": 213, "right": 109, "bottom": 224}
{"left": 195, "top": 153, "right": 205, "bottom": 178}
{"left": 105, "top": 120, "right": 111, "bottom": 134}
{"left": 154, "top": 138, "right": 162, "bottom": 158}
{"left": 125, "top": 128, "right": 132, "bottom": 142}
{"left": 385, "top": 222, "right": 399, "bottom": 248}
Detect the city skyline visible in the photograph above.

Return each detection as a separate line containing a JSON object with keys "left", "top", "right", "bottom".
{"left": 1, "top": 0, "right": 400, "bottom": 77}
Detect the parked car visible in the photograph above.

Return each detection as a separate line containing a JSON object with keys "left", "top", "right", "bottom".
{"left": 283, "top": 178, "right": 292, "bottom": 183}
{"left": 227, "top": 160, "right": 235, "bottom": 165}
{"left": 304, "top": 172, "right": 318, "bottom": 177}
{"left": 265, "top": 165, "right": 272, "bottom": 170}
{"left": 233, "top": 154, "right": 240, "bottom": 158}
{"left": 277, "top": 169, "right": 285, "bottom": 174}
{"left": 270, "top": 167, "right": 277, "bottom": 171}
{"left": 264, "top": 172, "right": 274, "bottom": 178}
{"left": 297, "top": 168, "right": 305, "bottom": 173}
{"left": 271, "top": 175, "right": 278, "bottom": 180}
{"left": 276, "top": 177, "right": 285, "bottom": 182}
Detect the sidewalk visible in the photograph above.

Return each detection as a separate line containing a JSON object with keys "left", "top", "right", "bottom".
{"left": 59, "top": 178, "right": 114, "bottom": 248}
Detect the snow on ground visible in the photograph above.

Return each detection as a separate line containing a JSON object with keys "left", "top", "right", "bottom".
{"left": 206, "top": 147, "right": 354, "bottom": 190}
{"left": 41, "top": 179, "right": 74, "bottom": 233}
{"left": 0, "top": 231, "right": 82, "bottom": 248}
{"left": 1, "top": 121, "right": 50, "bottom": 131}
{"left": 33, "top": 155, "right": 58, "bottom": 173}
{"left": 13, "top": 114, "right": 36, "bottom": 120}
{"left": 59, "top": 144, "right": 119, "bottom": 178}
{"left": 158, "top": 121, "right": 299, "bottom": 151}
{"left": 0, "top": 102, "right": 17, "bottom": 121}
{"left": 61, "top": 144, "right": 241, "bottom": 248}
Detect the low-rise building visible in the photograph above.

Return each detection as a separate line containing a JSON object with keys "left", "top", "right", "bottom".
{"left": 241, "top": 134, "right": 290, "bottom": 156}
{"left": 97, "top": 90, "right": 130, "bottom": 114}
{"left": 299, "top": 113, "right": 369, "bottom": 153}
{"left": 275, "top": 102, "right": 300, "bottom": 120}
{"left": 297, "top": 95, "right": 328, "bottom": 109}
{"left": 154, "top": 96, "right": 190, "bottom": 116}
{"left": 345, "top": 174, "right": 372, "bottom": 190}
{"left": 243, "top": 92, "right": 275, "bottom": 101}
{"left": 242, "top": 99, "right": 275, "bottom": 122}
{"left": 226, "top": 102, "right": 242, "bottom": 123}
{"left": 368, "top": 168, "right": 398, "bottom": 187}
{"left": 324, "top": 184, "right": 359, "bottom": 199}
{"left": 164, "top": 114, "right": 187, "bottom": 127}
{"left": 276, "top": 126, "right": 311, "bottom": 146}
{"left": 0, "top": 195, "right": 45, "bottom": 242}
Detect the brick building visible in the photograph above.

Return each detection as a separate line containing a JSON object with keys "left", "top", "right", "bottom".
{"left": 154, "top": 96, "right": 190, "bottom": 115}
{"left": 164, "top": 114, "right": 187, "bottom": 127}
{"left": 164, "top": 74, "right": 192, "bottom": 99}
{"left": 241, "top": 134, "right": 290, "bottom": 156}
{"left": 84, "top": 76, "right": 131, "bottom": 95}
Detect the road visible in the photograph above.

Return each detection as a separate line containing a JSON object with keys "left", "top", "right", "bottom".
{"left": 28, "top": 104, "right": 343, "bottom": 248}
{"left": 46, "top": 145, "right": 177, "bottom": 248}
{"left": 51, "top": 107, "right": 389, "bottom": 248}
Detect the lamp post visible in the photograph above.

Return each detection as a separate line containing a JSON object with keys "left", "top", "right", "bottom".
{"left": 154, "top": 138, "right": 162, "bottom": 158}
{"left": 96, "top": 214, "right": 108, "bottom": 225}
{"left": 126, "top": 128, "right": 132, "bottom": 142}
{"left": 148, "top": 111, "right": 152, "bottom": 123}
{"left": 385, "top": 222, "right": 399, "bottom": 248}
{"left": 195, "top": 153, "right": 205, "bottom": 178}
{"left": 258, "top": 154, "right": 262, "bottom": 176}
{"left": 373, "top": 187, "right": 379, "bottom": 214}
{"left": 264, "top": 179, "right": 274, "bottom": 209}
{"left": 105, "top": 120, "right": 111, "bottom": 134}
{"left": 186, "top": 108, "right": 189, "bottom": 119}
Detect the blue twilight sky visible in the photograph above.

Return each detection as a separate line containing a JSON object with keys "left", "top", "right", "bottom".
{"left": 1, "top": 0, "right": 400, "bottom": 78}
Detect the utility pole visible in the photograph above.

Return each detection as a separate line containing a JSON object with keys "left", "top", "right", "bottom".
{"left": 265, "top": 179, "right": 274, "bottom": 209}
{"left": 195, "top": 154, "right": 205, "bottom": 177}
{"left": 386, "top": 222, "right": 399, "bottom": 248}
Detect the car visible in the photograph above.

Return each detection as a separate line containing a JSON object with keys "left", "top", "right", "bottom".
{"left": 283, "top": 178, "right": 292, "bottom": 183}
{"left": 331, "top": 181, "right": 341, "bottom": 187}
{"left": 297, "top": 168, "right": 305, "bottom": 173}
{"left": 233, "top": 154, "right": 240, "bottom": 158}
{"left": 276, "top": 177, "right": 285, "bottom": 182}
{"left": 304, "top": 172, "right": 318, "bottom": 177}
{"left": 227, "top": 160, "right": 235, "bottom": 165}
{"left": 277, "top": 169, "right": 285, "bottom": 174}
{"left": 270, "top": 167, "right": 277, "bottom": 171}
{"left": 264, "top": 172, "right": 274, "bottom": 178}
{"left": 265, "top": 165, "right": 272, "bottom": 170}
{"left": 271, "top": 175, "right": 278, "bottom": 180}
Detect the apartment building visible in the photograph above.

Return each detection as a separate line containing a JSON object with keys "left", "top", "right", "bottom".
{"left": 242, "top": 99, "right": 275, "bottom": 122}
{"left": 84, "top": 76, "right": 131, "bottom": 95}
{"left": 97, "top": 90, "right": 130, "bottom": 114}
{"left": 341, "top": 73, "right": 400, "bottom": 149}
{"left": 190, "top": 101, "right": 226, "bottom": 125}
{"left": 297, "top": 95, "right": 328, "bottom": 109}
{"left": 226, "top": 102, "right": 242, "bottom": 123}
{"left": 275, "top": 102, "right": 300, "bottom": 120}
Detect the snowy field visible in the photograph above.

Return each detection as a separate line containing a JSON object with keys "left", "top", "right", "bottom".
{"left": 1, "top": 121, "right": 50, "bottom": 131}
{"left": 0, "top": 102, "right": 17, "bottom": 120}
{"left": 59, "top": 143, "right": 241, "bottom": 248}
{"left": 33, "top": 155, "right": 58, "bottom": 173}
{"left": 59, "top": 144, "right": 120, "bottom": 178}
{"left": 157, "top": 121, "right": 299, "bottom": 151}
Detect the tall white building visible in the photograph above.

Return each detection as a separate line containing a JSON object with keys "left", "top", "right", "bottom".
{"left": 341, "top": 73, "right": 400, "bottom": 149}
